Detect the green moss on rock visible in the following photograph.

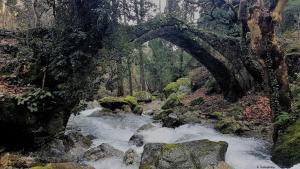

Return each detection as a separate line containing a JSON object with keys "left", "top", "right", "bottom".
{"left": 214, "top": 117, "right": 242, "bottom": 134}
{"left": 163, "top": 144, "right": 177, "bottom": 152}
{"left": 124, "top": 96, "right": 138, "bottom": 108}
{"left": 211, "top": 112, "right": 223, "bottom": 119}
{"left": 272, "top": 118, "right": 300, "bottom": 168}
{"left": 99, "top": 96, "right": 140, "bottom": 112}
{"left": 161, "top": 93, "right": 184, "bottom": 110}
{"left": 163, "top": 78, "right": 191, "bottom": 97}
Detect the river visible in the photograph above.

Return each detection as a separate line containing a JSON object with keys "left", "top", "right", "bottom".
{"left": 67, "top": 108, "right": 300, "bottom": 169}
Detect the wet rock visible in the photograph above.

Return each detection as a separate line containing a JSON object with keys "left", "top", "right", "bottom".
{"left": 162, "top": 113, "right": 183, "bottom": 128}
{"left": 36, "top": 131, "right": 92, "bottom": 163}
{"left": 129, "top": 134, "right": 144, "bottom": 147}
{"left": 123, "top": 149, "right": 138, "bottom": 166}
{"left": 83, "top": 143, "right": 124, "bottom": 161}
{"left": 140, "top": 139, "right": 228, "bottom": 169}
{"left": 137, "top": 123, "right": 155, "bottom": 132}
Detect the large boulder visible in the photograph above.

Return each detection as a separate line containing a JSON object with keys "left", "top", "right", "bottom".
{"left": 99, "top": 96, "right": 141, "bottom": 114}
{"left": 83, "top": 143, "right": 124, "bottom": 161}
{"left": 35, "top": 131, "right": 93, "bottom": 163}
{"left": 139, "top": 140, "right": 228, "bottom": 169}
{"left": 272, "top": 118, "right": 300, "bottom": 168}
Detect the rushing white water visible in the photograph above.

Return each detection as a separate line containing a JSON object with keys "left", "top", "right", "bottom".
{"left": 67, "top": 108, "right": 300, "bottom": 169}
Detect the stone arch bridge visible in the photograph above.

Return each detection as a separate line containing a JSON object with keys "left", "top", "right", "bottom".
{"left": 128, "top": 17, "right": 262, "bottom": 101}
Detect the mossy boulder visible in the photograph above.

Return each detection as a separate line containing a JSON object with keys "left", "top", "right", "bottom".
{"left": 140, "top": 140, "right": 228, "bottom": 169}
{"left": 163, "top": 78, "right": 191, "bottom": 97}
{"left": 214, "top": 117, "right": 243, "bottom": 134}
{"left": 133, "top": 106, "right": 143, "bottom": 115}
{"left": 271, "top": 118, "right": 300, "bottom": 168}
{"left": 134, "top": 91, "right": 152, "bottom": 103}
{"left": 161, "top": 93, "right": 185, "bottom": 110}
{"left": 99, "top": 96, "right": 141, "bottom": 113}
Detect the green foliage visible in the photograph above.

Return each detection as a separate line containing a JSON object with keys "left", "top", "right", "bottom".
{"left": 285, "top": 43, "right": 300, "bottom": 53}
{"left": 190, "top": 97, "right": 205, "bottom": 106}
{"left": 292, "top": 73, "right": 300, "bottom": 113}
{"left": 164, "top": 82, "right": 179, "bottom": 97}
{"left": 275, "top": 112, "right": 291, "bottom": 126}
{"left": 145, "top": 39, "right": 194, "bottom": 93}
{"left": 17, "top": 89, "right": 54, "bottom": 113}
{"left": 212, "top": 112, "right": 223, "bottom": 119}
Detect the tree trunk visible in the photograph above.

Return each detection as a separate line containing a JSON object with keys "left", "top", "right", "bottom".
{"left": 138, "top": 47, "right": 146, "bottom": 91}
{"left": 246, "top": 0, "right": 291, "bottom": 142}
{"left": 117, "top": 57, "right": 124, "bottom": 96}
{"left": 127, "top": 58, "right": 133, "bottom": 96}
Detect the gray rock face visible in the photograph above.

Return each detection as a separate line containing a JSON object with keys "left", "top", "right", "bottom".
{"left": 129, "top": 134, "right": 144, "bottom": 147}
{"left": 35, "top": 131, "right": 93, "bottom": 163}
{"left": 139, "top": 139, "right": 228, "bottom": 169}
{"left": 123, "top": 148, "right": 138, "bottom": 165}
{"left": 83, "top": 143, "right": 124, "bottom": 161}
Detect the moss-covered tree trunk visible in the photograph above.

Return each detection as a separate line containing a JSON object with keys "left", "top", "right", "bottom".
{"left": 239, "top": 1, "right": 300, "bottom": 167}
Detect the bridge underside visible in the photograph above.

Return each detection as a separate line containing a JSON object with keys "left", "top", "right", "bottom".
{"left": 130, "top": 17, "right": 257, "bottom": 101}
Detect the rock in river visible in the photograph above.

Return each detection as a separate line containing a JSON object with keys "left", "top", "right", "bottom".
{"left": 139, "top": 139, "right": 228, "bottom": 169}
{"left": 129, "top": 134, "right": 144, "bottom": 147}
{"left": 83, "top": 143, "right": 124, "bottom": 161}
